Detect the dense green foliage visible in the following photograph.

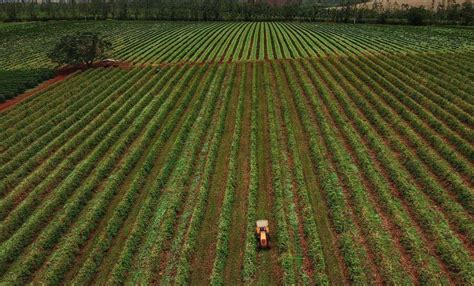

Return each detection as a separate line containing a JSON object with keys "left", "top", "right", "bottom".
{"left": 48, "top": 32, "right": 112, "bottom": 66}
{"left": 0, "top": 1, "right": 473, "bottom": 25}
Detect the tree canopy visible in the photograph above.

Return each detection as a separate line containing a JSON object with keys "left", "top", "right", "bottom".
{"left": 48, "top": 32, "right": 112, "bottom": 67}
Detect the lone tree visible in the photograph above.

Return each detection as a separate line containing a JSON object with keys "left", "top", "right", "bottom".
{"left": 48, "top": 32, "right": 112, "bottom": 67}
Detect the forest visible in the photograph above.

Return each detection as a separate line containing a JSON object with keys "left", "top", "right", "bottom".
{"left": 0, "top": 0, "right": 473, "bottom": 25}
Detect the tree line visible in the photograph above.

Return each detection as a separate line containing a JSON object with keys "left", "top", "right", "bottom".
{"left": 0, "top": 0, "right": 472, "bottom": 25}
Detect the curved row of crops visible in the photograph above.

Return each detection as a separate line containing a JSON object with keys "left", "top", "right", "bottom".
{"left": 0, "top": 37, "right": 472, "bottom": 286}
{"left": 1, "top": 22, "right": 472, "bottom": 106}
{"left": 1, "top": 21, "right": 473, "bottom": 71}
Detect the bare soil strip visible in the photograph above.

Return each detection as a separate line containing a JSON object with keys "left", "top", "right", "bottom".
{"left": 0, "top": 74, "right": 69, "bottom": 113}
{"left": 0, "top": 62, "right": 133, "bottom": 113}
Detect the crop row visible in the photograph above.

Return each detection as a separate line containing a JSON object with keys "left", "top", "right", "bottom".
{"left": 0, "top": 69, "right": 133, "bottom": 197}
{"left": 65, "top": 64, "right": 212, "bottom": 285}
{"left": 305, "top": 56, "right": 473, "bottom": 283}
{"left": 0, "top": 68, "right": 99, "bottom": 134}
{"left": 0, "top": 68, "right": 154, "bottom": 245}
{"left": 104, "top": 65, "right": 230, "bottom": 285}
{"left": 241, "top": 63, "right": 260, "bottom": 284}
{"left": 273, "top": 60, "right": 371, "bottom": 284}
{"left": 2, "top": 65, "right": 187, "bottom": 283}
{"left": 338, "top": 56, "right": 474, "bottom": 227}
{"left": 132, "top": 64, "right": 232, "bottom": 286}
{"left": 0, "top": 69, "right": 54, "bottom": 102}
{"left": 1, "top": 22, "right": 473, "bottom": 71}
{"left": 0, "top": 65, "right": 183, "bottom": 279}
{"left": 209, "top": 65, "right": 244, "bottom": 285}
{"left": 295, "top": 58, "right": 449, "bottom": 284}
{"left": 269, "top": 62, "right": 329, "bottom": 285}
{"left": 0, "top": 51, "right": 472, "bottom": 284}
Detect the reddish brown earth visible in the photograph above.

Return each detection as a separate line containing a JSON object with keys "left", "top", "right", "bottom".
{"left": 0, "top": 74, "right": 67, "bottom": 113}
{"left": 0, "top": 62, "right": 132, "bottom": 113}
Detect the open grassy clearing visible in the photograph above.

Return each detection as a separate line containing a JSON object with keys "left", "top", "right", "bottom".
{"left": 0, "top": 21, "right": 473, "bottom": 285}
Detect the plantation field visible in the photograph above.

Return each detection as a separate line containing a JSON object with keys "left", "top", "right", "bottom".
{"left": 1, "top": 21, "right": 474, "bottom": 70}
{"left": 0, "top": 21, "right": 473, "bottom": 285}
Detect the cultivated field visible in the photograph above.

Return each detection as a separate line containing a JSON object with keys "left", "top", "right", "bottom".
{"left": 1, "top": 21, "right": 473, "bottom": 70}
{"left": 0, "top": 22, "right": 473, "bottom": 285}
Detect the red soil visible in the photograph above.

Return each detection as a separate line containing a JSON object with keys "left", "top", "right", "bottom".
{"left": 0, "top": 62, "right": 132, "bottom": 113}
{"left": 0, "top": 74, "right": 67, "bottom": 113}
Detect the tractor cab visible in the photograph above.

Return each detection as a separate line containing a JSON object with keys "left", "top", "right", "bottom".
{"left": 256, "top": 220, "right": 270, "bottom": 249}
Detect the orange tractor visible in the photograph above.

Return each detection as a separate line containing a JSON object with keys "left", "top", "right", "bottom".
{"left": 256, "top": 220, "right": 270, "bottom": 249}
